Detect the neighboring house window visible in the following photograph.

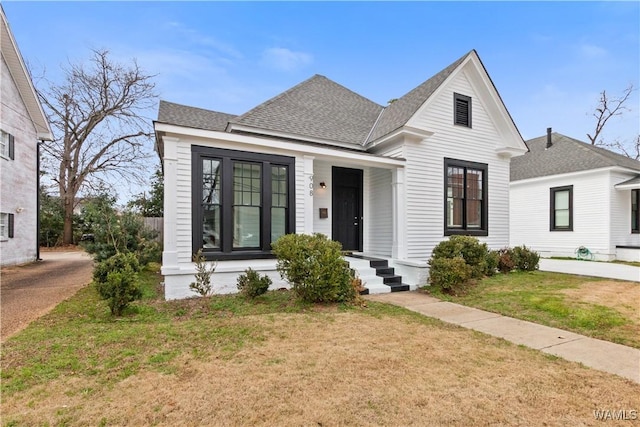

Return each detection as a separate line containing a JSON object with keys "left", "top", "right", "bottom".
{"left": 550, "top": 186, "right": 573, "bottom": 231}
{"left": 444, "top": 158, "right": 487, "bottom": 236}
{"left": 0, "top": 130, "right": 15, "bottom": 160}
{"left": 0, "top": 213, "right": 14, "bottom": 240}
{"left": 632, "top": 189, "right": 639, "bottom": 233}
{"left": 454, "top": 93, "right": 472, "bottom": 128}
{"left": 192, "top": 146, "right": 295, "bottom": 259}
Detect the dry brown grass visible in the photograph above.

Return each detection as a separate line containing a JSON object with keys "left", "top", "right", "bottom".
{"left": 560, "top": 280, "right": 640, "bottom": 323}
{"left": 3, "top": 310, "right": 638, "bottom": 426}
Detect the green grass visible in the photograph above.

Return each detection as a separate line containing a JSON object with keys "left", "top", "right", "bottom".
{"left": 425, "top": 271, "right": 639, "bottom": 348}
{"left": 0, "top": 267, "right": 391, "bottom": 398}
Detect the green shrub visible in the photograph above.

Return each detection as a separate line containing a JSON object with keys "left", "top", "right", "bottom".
{"left": 237, "top": 268, "right": 272, "bottom": 298}
{"left": 95, "top": 265, "right": 142, "bottom": 316}
{"left": 431, "top": 235, "right": 489, "bottom": 279}
{"left": 512, "top": 245, "right": 540, "bottom": 271}
{"left": 93, "top": 252, "right": 140, "bottom": 284}
{"left": 486, "top": 250, "right": 499, "bottom": 276}
{"left": 272, "top": 233, "right": 355, "bottom": 304}
{"left": 190, "top": 249, "right": 216, "bottom": 297}
{"left": 428, "top": 257, "right": 473, "bottom": 294}
{"left": 497, "top": 248, "right": 515, "bottom": 273}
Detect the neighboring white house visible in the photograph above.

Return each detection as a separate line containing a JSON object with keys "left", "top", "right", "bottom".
{"left": 0, "top": 6, "right": 53, "bottom": 266}
{"left": 510, "top": 130, "right": 640, "bottom": 262}
{"left": 154, "top": 49, "right": 527, "bottom": 299}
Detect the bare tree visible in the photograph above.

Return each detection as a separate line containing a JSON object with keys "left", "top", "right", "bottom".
{"left": 37, "top": 49, "right": 157, "bottom": 244}
{"left": 586, "top": 84, "right": 639, "bottom": 160}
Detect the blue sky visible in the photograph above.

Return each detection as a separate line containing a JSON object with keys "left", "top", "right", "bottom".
{"left": 3, "top": 1, "right": 639, "bottom": 197}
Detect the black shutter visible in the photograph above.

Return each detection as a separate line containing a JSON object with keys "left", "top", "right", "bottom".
{"left": 8, "top": 213, "right": 14, "bottom": 238}
{"left": 8, "top": 133, "right": 15, "bottom": 160}
{"left": 455, "top": 98, "right": 469, "bottom": 126}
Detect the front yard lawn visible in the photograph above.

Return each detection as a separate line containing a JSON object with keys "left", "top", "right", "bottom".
{"left": 425, "top": 271, "right": 640, "bottom": 348}
{"left": 1, "top": 268, "right": 638, "bottom": 426}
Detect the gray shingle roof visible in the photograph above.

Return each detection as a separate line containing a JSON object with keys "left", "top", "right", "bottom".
{"left": 229, "top": 75, "right": 383, "bottom": 145}
{"left": 366, "top": 51, "right": 472, "bottom": 144}
{"left": 156, "top": 51, "right": 492, "bottom": 148}
{"left": 157, "top": 100, "right": 236, "bottom": 132}
{"left": 616, "top": 175, "right": 640, "bottom": 187}
{"left": 511, "top": 133, "right": 640, "bottom": 181}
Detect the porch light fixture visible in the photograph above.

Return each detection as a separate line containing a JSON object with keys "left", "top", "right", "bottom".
{"left": 319, "top": 182, "right": 327, "bottom": 189}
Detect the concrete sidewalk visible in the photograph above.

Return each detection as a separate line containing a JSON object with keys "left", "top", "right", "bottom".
{"left": 365, "top": 291, "right": 640, "bottom": 383}
{"left": 539, "top": 258, "right": 640, "bottom": 282}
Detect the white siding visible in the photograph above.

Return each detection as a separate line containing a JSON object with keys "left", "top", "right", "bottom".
{"left": 510, "top": 170, "right": 614, "bottom": 260}
{"left": 398, "top": 69, "right": 511, "bottom": 261}
{"left": 366, "top": 167, "right": 393, "bottom": 256}
{"left": 610, "top": 171, "right": 640, "bottom": 248}
{"left": 312, "top": 161, "right": 332, "bottom": 237}
{"left": 0, "top": 55, "right": 38, "bottom": 266}
{"left": 175, "top": 141, "right": 193, "bottom": 264}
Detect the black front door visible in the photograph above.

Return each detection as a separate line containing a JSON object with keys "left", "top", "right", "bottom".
{"left": 332, "top": 167, "right": 363, "bottom": 251}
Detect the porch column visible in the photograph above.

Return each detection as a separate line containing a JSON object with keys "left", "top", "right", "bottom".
{"left": 162, "top": 137, "right": 179, "bottom": 268}
{"left": 392, "top": 167, "right": 407, "bottom": 259}
{"left": 303, "top": 155, "right": 315, "bottom": 234}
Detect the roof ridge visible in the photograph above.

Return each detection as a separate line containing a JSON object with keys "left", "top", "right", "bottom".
{"left": 553, "top": 132, "right": 640, "bottom": 169}
{"left": 229, "top": 74, "right": 362, "bottom": 126}
{"left": 365, "top": 50, "right": 474, "bottom": 144}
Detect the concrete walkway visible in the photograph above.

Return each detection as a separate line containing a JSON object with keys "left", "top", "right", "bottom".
{"left": 365, "top": 291, "right": 640, "bottom": 383}
{"left": 539, "top": 258, "right": 640, "bottom": 282}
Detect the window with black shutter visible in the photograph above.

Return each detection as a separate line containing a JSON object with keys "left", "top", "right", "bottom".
{"left": 8, "top": 134, "right": 15, "bottom": 160}
{"left": 8, "top": 213, "right": 14, "bottom": 238}
{"left": 454, "top": 93, "right": 472, "bottom": 128}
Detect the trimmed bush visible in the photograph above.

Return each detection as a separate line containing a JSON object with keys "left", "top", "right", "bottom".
{"left": 428, "top": 257, "right": 472, "bottom": 294}
{"left": 486, "top": 250, "right": 499, "bottom": 276}
{"left": 497, "top": 248, "right": 515, "bottom": 273}
{"left": 95, "top": 265, "right": 142, "bottom": 316}
{"left": 512, "top": 245, "right": 540, "bottom": 271}
{"left": 237, "top": 268, "right": 272, "bottom": 298}
{"left": 431, "top": 235, "right": 489, "bottom": 279}
{"left": 272, "top": 233, "right": 356, "bottom": 304}
{"left": 93, "top": 252, "right": 140, "bottom": 284}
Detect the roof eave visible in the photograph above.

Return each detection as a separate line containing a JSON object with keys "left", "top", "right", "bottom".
{"left": 227, "top": 122, "right": 367, "bottom": 151}
{"left": 1, "top": 7, "right": 53, "bottom": 140}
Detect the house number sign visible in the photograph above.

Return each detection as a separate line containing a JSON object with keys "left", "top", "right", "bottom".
{"left": 309, "top": 174, "right": 314, "bottom": 196}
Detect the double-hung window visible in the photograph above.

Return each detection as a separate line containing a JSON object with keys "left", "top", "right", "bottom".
{"left": 444, "top": 158, "right": 488, "bottom": 236}
{"left": 0, "top": 130, "right": 15, "bottom": 160}
{"left": 0, "top": 213, "right": 14, "bottom": 240}
{"left": 632, "top": 189, "right": 639, "bottom": 233}
{"left": 192, "top": 146, "right": 295, "bottom": 259}
{"left": 550, "top": 186, "right": 573, "bottom": 231}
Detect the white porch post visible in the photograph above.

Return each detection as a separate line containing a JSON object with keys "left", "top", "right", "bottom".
{"left": 162, "top": 137, "right": 179, "bottom": 269}
{"left": 392, "top": 167, "right": 406, "bottom": 259}
{"left": 303, "top": 155, "right": 315, "bottom": 234}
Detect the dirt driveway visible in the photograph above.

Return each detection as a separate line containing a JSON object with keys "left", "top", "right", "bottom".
{"left": 1, "top": 250, "right": 93, "bottom": 342}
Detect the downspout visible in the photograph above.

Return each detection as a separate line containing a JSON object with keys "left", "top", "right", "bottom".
{"left": 36, "top": 140, "right": 42, "bottom": 261}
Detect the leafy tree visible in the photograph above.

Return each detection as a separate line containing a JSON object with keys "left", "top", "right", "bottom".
{"left": 80, "top": 193, "right": 160, "bottom": 263}
{"left": 39, "top": 185, "right": 65, "bottom": 247}
{"left": 127, "top": 167, "right": 163, "bottom": 216}
{"left": 587, "top": 84, "right": 639, "bottom": 160}
{"left": 36, "top": 48, "right": 158, "bottom": 244}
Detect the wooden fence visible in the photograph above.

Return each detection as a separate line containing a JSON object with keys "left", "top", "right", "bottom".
{"left": 143, "top": 217, "right": 164, "bottom": 242}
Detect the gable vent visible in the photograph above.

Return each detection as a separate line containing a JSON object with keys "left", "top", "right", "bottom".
{"left": 454, "top": 93, "right": 471, "bottom": 128}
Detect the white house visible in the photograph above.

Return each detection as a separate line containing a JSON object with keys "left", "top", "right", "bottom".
{"left": 0, "top": 6, "right": 53, "bottom": 266}
{"left": 154, "top": 50, "right": 527, "bottom": 299}
{"left": 510, "top": 130, "right": 640, "bottom": 262}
